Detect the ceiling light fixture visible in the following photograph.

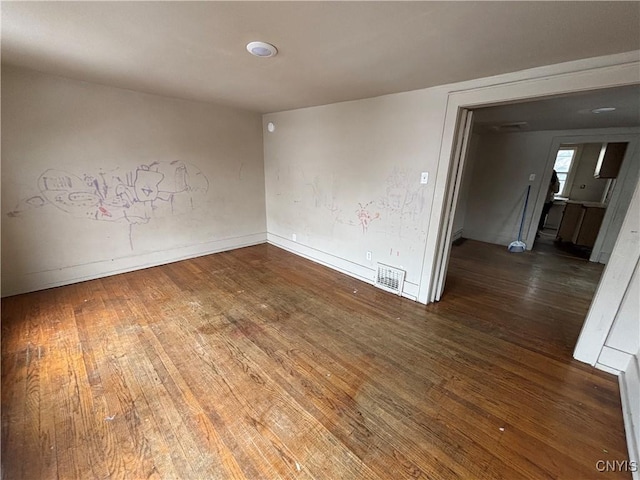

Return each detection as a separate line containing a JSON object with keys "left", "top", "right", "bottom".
{"left": 591, "top": 107, "right": 616, "bottom": 114}
{"left": 246, "top": 41, "right": 278, "bottom": 58}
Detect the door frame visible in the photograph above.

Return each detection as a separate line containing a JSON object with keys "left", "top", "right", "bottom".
{"left": 430, "top": 108, "right": 474, "bottom": 302}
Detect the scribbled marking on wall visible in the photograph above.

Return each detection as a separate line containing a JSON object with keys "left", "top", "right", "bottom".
{"left": 355, "top": 201, "right": 380, "bottom": 233}
{"left": 276, "top": 166, "right": 428, "bottom": 238}
{"left": 7, "top": 160, "right": 209, "bottom": 248}
{"left": 375, "top": 168, "right": 428, "bottom": 239}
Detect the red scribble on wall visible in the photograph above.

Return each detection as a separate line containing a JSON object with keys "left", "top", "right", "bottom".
{"left": 356, "top": 201, "right": 380, "bottom": 233}
{"left": 98, "top": 206, "right": 112, "bottom": 217}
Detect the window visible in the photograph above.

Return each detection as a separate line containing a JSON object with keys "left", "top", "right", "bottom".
{"left": 553, "top": 147, "right": 577, "bottom": 197}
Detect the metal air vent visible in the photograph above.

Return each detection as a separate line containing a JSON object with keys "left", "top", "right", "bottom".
{"left": 375, "top": 263, "right": 405, "bottom": 295}
{"left": 492, "top": 121, "right": 529, "bottom": 132}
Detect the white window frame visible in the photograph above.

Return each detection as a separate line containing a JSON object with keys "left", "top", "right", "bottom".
{"left": 553, "top": 145, "right": 581, "bottom": 198}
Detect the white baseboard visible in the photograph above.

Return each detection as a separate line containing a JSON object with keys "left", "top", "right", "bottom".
{"left": 597, "top": 346, "right": 634, "bottom": 374}
{"left": 451, "top": 229, "right": 463, "bottom": 242}
{"left": 267, "top": 233, "right": 419, "bottom": 301}
{"left": 619, "top": 356, "right": 640, "bottom": 480}
{"left": 1, "top": 232, "right": 267, "bottom": 297}
{"left": 595, "top": 363, "right": 621, "bottom": 376}
{"left": 460, "top": 230, "right": 533, "bottom": 250}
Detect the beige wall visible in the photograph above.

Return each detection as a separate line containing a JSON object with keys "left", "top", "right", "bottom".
{"left": 567, "top": 143, "right": 609, "bottom": 203}
{"left": 263, "top": 87, "right": 450, "bottom": 299}
{"left": 456, "top": 129, "right": 639, "bottom": 256}
{"left": 1, "top": 66, "right": 266, "bottom": 295}
{"left": 460, "top": 131, "right": 551, "bottom": 247}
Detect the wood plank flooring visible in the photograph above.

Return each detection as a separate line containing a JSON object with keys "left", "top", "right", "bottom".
{"left": 1, "top": 240, "right": 630, "bottom": 479}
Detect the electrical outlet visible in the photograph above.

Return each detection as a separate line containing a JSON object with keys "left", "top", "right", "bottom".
{"left": 420, "top": 172, "right": 429, "bottom": 184}
{"left": 529, "top": 173, "right": 536, "bottom": 181}
{"left": 292, "top": 233, "right": 297, "bottom": 242}
{"left": 366, "top": 251, "right": 372, "bottom": 261}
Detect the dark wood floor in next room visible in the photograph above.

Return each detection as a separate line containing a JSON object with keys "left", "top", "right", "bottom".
{"left": 1, "top": 240, "right": 629, "bottom": 479}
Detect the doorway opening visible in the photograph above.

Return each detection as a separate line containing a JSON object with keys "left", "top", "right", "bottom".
{"left": 535, "top": 140, "right": 631, "bottom": 262}
{"left": 435, "top": 84, "right": 639, "bottom": 360}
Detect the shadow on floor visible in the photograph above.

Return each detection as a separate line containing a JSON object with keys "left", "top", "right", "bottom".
{"left": 532, "top": 229, "right": 591, "bottom": 260}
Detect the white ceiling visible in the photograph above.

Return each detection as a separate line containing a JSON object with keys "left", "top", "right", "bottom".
{"left": 2, "top": 1, "right": 639, "bottom": 114}
{"left": 473, "top": 84, "right": 640, "bottom": 133}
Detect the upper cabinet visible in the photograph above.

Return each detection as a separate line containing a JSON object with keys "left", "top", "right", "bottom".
{"left": 594, "top": 142, "right": 628, "bottom": 178}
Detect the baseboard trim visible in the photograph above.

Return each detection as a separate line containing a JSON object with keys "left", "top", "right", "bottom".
{"left": 267, "top": 233, "right": 419, "bottom": 301}
{"left": 2, "top": 232, "right": 268, "bottom": 297}
{"left": 595, "top": 362, "right": 621, "bottom": 376}
{"left": 597, "top": 346, "right": 633, "bottom": 374}
{"left": 619, "top": 363, "right": 640, "bottom": 480}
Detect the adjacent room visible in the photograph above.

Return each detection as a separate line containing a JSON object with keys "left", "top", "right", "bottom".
{"left": 2, "top": 2, "right": 639, "bottom": 479}
{"left": 447, "top": 86, "right": 640, "bottom": 361}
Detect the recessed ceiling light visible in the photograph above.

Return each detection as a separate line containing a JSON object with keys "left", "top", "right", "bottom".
{"left": 246, "top": 41, "right": 278, "bottom": 58}
{"left": 591, "top": 107, "right": 616, "bottom": 114}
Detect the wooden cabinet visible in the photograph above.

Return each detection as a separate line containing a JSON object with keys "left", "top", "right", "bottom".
{"left": 576, "top": 207, "right": 605, "bottom": 247}
{"left": 557, "top": 202, "right": 606, "bottom": 248}
{"left": 594, "top": 142, "right": 627, "bottom": 178}
{"left": 557, "top": 203, "right": 583, "bottom": 242}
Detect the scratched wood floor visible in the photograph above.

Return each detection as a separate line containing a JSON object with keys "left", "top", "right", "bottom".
{"left": 1, "top": 240, "right": 630, "bottom": 479}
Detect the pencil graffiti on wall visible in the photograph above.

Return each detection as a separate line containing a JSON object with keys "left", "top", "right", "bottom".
{"left": 378, "top": 168, "right": 426, "bottom": 218}
{"left": 7, "top": 160, "right": 209, "bottom": 248}
{"left": 376, "top": 168, "right": 427, "bottom": 238}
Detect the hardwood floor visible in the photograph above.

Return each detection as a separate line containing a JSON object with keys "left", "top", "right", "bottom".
{"left": 1, "top": 241, "right": 630, "bottom": 479}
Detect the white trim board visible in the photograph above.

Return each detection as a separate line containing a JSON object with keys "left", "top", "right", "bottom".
{"left": 619, "top": 356, "right": 640, "bottom": 480}
{"left": 267, "top": 233, "right": 419, "bottom": 301}
{"left": 597, "top": 346, "right": 633, "bottom": 374}
{"left": 1, "top": 232, "right": 267, "bottom": 297}
{"left": 574, "top": 181, "right": 640, "bottom": 366}
{"left": 595, "top": 363, "right": 621, "bottom": 376}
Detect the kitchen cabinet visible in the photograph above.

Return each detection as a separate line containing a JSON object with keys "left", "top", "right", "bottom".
{"left": 594, "top": 142, "right": 627, "bottom": 179}
{"left": 557, "top": 201, "right": 606, "bottom": 248}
